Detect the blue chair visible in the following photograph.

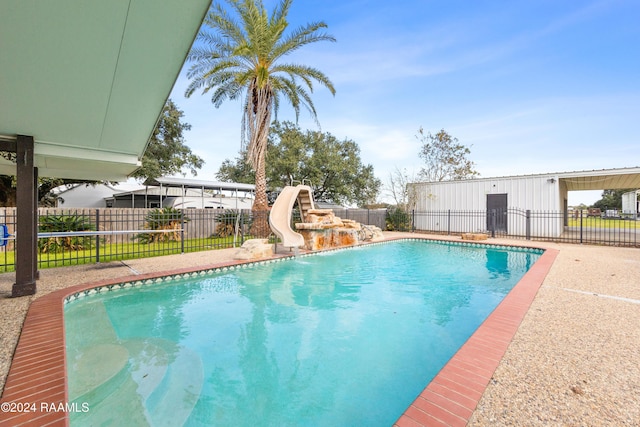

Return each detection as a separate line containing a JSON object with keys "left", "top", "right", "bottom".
{"left": 0, "top": 225, "right": 10, "bottom": 247}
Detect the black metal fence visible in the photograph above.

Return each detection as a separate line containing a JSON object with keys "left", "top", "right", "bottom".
{"left": 0, "top": 208, "right": 272, "bottom": 273}
{"left": 407, "top": 208, "right": 639, "bottom": 247}
{"left": 0, "top": 207, "right": 637, "bottom": 273}
{"left": 331, "top": 208, "right": 387, "bottom": 230}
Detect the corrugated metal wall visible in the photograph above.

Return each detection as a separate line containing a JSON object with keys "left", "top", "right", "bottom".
{"left": 412, "top": 176, "right": 561, "bottom": 211}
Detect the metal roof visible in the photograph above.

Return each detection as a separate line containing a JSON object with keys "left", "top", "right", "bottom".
{"left": 148, "top": 177, "right": 256, "bottom": 192}
{"left": 112, "top": 187, "right": 213, "bottom": 198}
{"left": 413, "top": 167, "right": 640, "bottom": 191}
{"left": 0, "top": 0, "right": 210, "bottom": 181}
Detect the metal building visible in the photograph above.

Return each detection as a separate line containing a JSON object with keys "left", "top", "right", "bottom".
{"left": 409, "top": 167, "right": 640, "bottom": 237}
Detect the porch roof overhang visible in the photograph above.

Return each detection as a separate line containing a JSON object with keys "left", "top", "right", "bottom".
{"left": 0, "top": 0, "right": 210, "bottom": 181}
{"left": 557, "top": 167, "right": 640, "bottom": 191}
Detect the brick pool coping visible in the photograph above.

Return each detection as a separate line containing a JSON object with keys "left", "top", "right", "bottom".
{"left": 0, "top": 239, "right": 557, "bottom": 426}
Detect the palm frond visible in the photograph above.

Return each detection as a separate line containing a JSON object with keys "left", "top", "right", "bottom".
{"left": 206, "top": 1, "right": 246, "bottom": 46}
{"left": 270, "top": 0, "right": 293, "bottom": 27}
{"left": 185, "top": 0, "right": 336, "bottom": 210}
{"left": 271, "top": 22, "right": 336, "bottom": 61}
{"left": 272, "top": 63, "right": 336, "bottom": 95}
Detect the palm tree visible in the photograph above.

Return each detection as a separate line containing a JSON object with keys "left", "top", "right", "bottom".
{"left": 185, "top": 0, "right": 335, "bottom": 235}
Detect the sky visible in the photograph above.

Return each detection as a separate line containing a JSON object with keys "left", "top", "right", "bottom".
{"left": 166, "top": 0, "right": 640, "bottom": 206}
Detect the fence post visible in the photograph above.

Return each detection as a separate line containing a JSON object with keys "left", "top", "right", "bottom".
{"left": 580, "top": 210, "right": 583, "bottom": 244}
{"left": 490, "top": 210, "right": 496, "bottom": 238}
{"left": 181, "top": 213, "right": 185, "bottom": 254}
{"left": 95, "top": 209, "right": 100, "bottom": 263}
{"left": 526, "top": 210, "right": 531, "bottom": 240}
{"left": 411, "top": 210, "right": 415, "bottom": 232}
{"left": 447, "top": 209, "right": 451, "bottom": 235}
{"left": 241, "top": 211, "right": 245, "bottom": 245}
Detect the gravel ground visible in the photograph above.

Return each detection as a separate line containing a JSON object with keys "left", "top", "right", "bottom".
{"left": 1, "top": 236, "right": 639, "bottom": 426}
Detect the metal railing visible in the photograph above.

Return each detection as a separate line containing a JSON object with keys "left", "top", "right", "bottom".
{"left": 0, "top": 208, "right": 272, "bottom": 272}
{"left": 408, "top": 208, "right": 639, "bottom": 247}
{"left": 0, "top": 206, "right": 637, "bottom": 273}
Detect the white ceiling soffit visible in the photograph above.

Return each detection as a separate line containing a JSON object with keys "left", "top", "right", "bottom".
{"left": 0, "top": 0, "right": 210, "bottom": 181}
{"left": 558, "top": 168, "right": 640, "bottom": 191}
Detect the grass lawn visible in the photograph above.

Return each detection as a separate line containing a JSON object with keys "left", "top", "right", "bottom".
{"left": 567, "top": 216, "right": 640, "bottom": 229}
{"left": 0, "top": 235, "right": 249, "bottom": 272}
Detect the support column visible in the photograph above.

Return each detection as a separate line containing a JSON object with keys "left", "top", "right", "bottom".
{"left": 12, "top": 135, "right": 37, "bottom": 297}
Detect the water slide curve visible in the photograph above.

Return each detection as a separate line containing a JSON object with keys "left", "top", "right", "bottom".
{"left": 268, "top": 185, "right": 314, "bottom": 249}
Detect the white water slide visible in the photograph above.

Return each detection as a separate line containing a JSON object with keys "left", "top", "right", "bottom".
{"left": 268, "top": 185, "right": 315, "bottom": 249}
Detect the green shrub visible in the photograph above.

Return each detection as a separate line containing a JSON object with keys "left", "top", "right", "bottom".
{"left": 38, "top": 214, "right": 96, "bottom": 253}
{"left": 213, "top": 210, "right": 251, "bottom": 237}
{"left": 386, "top": 207, "right": 412, "bottom": 231}
{"left": 135, "top": 207, "right": 189, "bottom": 243}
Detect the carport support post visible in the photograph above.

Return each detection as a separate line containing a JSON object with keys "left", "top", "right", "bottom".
{"left": 579, "top": 210, "right": 583, "bottom": 244}
{"left": 12, "top": 135, "right": 38, "bottom": 297}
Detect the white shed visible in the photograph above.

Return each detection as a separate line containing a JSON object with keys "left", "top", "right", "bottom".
{"left": 409, "top": 167, "right": 640, "bottom": 237}
{"left": 621, "top": 190, "right": 640, "bottom": 218}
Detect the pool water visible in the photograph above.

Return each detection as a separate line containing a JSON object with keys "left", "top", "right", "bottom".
{"left": 64, "top": 240, "right": 541, "bottom": 426}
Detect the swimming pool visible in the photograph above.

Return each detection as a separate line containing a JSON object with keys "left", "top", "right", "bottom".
{"left": 64, "top": 239, "right": 542, "bottom": 426}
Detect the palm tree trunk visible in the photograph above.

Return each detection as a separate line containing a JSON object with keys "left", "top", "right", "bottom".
{"left": 247, "top": 84, "right": 272, "bottom": 238}
{"left": 250, "top": 149, "right": 270, "bottom": 238}
{"left": 252, "top": 150, "right": 268, "bottom": 212}
{"left": 249, "top": 120, "right": 271, "bottom": 238}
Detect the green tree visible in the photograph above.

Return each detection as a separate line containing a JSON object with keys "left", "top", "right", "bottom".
{"left": 592, "top": 189, "right": 634, "bottom": 210}
{"left": 0, "top": 175, "right": 98, "bottom": 207}
{"left": 216, "top": 122, "right": 381, "bottom": 206}
{"left": 184, "top": 0, "right": 336, "bottom": 233}
{"left": 132, "top": 99, "right": 204, "bottom": 182}
{"left": 216, "top": 150, "right": 255, "bottom": 184}
{"left": 417, "top": 128, "right": 479, "bottom": 182}
{"left": 268, "top": 122, "right": 380, "bottom": 206}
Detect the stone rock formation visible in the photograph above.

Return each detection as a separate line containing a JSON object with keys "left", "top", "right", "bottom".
{"left": 461, "top": 233, "right": 488, "bottom": 241}
{"left": 361, "top": 224, "right": 385, "bottom": 242}
{"left": 295, "top": 209, "right": 384, "bottom": 251}
{"left": 234, "top": 238, "right": 273, "bottom": 260}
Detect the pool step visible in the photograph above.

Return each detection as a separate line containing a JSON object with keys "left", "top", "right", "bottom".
{"left": 68, "top": 338, "right": 203, "bottom": 426}
{"left": 70, "top": 370, "right": 150, "bottom": 426}
{"left": 67, "top": 343, "right": 130, "bottom": 404}
{"left": 145, "top": 339, "right": 204, "bottom": 426}
{"left": 123, "top": 338, "right": 171, "bottom": 402}
{"left": 67, "top": 340, "right": 152, "bottom": 425}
